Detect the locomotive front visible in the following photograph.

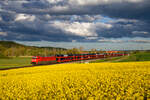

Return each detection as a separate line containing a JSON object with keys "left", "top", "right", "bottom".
{"left": 31, "top": 56, "right": 39, "bottom": 65}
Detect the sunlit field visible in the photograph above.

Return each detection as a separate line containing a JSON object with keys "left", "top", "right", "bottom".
{"left": 0, "top": 62, "right": 150, "bottom": 99}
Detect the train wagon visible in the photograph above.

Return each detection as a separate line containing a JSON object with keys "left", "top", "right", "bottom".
{"left": 31, "top": 53, "right": 128, "bottom": 65}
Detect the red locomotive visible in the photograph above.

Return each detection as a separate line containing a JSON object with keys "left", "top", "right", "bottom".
{"left": 31, "top": 53, "right": 127, "bottom": 65}
{"left": 31, "top": 56, "right": 57, "bottom": 65}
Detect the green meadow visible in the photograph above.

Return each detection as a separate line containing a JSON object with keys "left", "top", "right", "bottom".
{"left": 0, "top": 57, "right": 32, "bottom": 69}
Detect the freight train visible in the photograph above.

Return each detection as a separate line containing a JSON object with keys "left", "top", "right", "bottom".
{"left": 31, "top": 53, "right": 128, "bottom": 65}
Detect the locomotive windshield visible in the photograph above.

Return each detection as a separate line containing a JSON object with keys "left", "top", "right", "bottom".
{"left": 32, "top": 57, "right": 38, "bottom": 59}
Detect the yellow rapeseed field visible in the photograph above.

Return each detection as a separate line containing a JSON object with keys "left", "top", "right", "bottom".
{"left": 0, "top": 62, "right": 150, "bottom": 100}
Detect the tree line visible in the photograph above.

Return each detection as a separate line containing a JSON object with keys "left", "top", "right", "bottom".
{"left": 0, "top": 41, "right": 90, "bottom": 58}
{"left": 0, "top": 45, "right": 103, "bottom": 58}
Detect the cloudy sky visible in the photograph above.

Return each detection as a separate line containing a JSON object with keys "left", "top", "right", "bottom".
{"left": 0, "top": 0, "right": 150, "bottom": 43}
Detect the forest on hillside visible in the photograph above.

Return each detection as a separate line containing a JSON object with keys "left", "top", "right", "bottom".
{"left": 0, "top": 41, "right": 67, "bottom": 58}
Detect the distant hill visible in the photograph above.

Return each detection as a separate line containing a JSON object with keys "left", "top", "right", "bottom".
{"left": 0, "top": 41, "right": 67, "bottom": 57}
{"left": 0, "top": 41, "right": 24, "bottom": 48}
{"left": 0, "top": 41, "right": 66, "bottom": 50}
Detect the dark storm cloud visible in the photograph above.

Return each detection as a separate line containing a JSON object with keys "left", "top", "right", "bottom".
{"left": 1, "top": 0, "right": 149, "bottom": 20}
{"left": 90, "top": 0, "right": 150, "bottom": 21}
{"left": 0, "top": 0, "right": 150, "bottom": 42}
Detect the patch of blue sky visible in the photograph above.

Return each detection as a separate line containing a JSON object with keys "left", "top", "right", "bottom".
{"left": 94, "top": 16, "right": 115, "bottom": 23}
{"left": 70, "top": 15, "right": 76, "bottom": 22}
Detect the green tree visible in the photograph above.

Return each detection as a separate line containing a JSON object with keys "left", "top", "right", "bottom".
{"left": 0, "top": 45, "right": 6, "bottom": 58}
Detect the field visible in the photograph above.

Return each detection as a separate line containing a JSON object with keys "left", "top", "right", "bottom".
{"left": 120, "top": 52, "right": 150, "bottom": 62}
{"left": 0, "top": 57, "right": 32, "bottom": 69}
{"left": 0, "top": 62, "right": 149, "bottom": 99}
{"left": 90, "top": 52, "right": 150, "bottom": 63}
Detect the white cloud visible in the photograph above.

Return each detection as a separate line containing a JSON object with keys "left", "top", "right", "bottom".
{"left": 0, "top": 17, "right": 2, "bottom": 21}
{"left": 130, "top": 40, "right": 150, "bottom": 43}
{"left": 0, "top": 8, "right": 3, "bottom": 12}
{"left": 15, "top": 0, "right": 29, "bottom": 3}
{"left": 86, "top": 36, "right": 98, "bottom": 40}
{"left": 51, "top": 21, "right": 97, "bottom": 37}
{"left": 45, "top": 14, "right": 51, "bottom": 19}
{"left": 68, "top": 0, "right": 143, "bottom": 6}
{"left": 98, "top": 37, "right": 150, "bottom": 43}
{"left": 72, "top": 40, "right": 77, "bottom": 42}
{"left": 98, "top": 38, "right": 123, "bottom": 43}
{"left": 132, "top": 31, "right": 148, "bottom": 34}
{"left": 95, "top": 22, "right": 112, "bottom": 29}
{"left": 127, "top": 0, "right": 143, "bottom": 3}
{"left": 71, "top": 15, "right": 103, "bottom": 22}
{"left": 110, "top": 18, "right": 139, "bottom": 24}
{"left": 15, "top": 14, "right": 36, "bottom": 22}
{"left": 51, "top": 5, "right": 69, "bottom": 12}
{"left": 46, "top": 0, "right": 63, "bottom": 4}
{"left": 66, "top": 22, "right": 97, "bottom": 37}
{"left": 50, "top": 21, "right": 112, "bottom": 37}
{"left": 0, "top": 32, "right": 7, "bottom": 36}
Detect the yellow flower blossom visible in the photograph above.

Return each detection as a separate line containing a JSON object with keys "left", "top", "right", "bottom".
{"left": 0, "top": 62, "right": 150, "bottom": 99}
